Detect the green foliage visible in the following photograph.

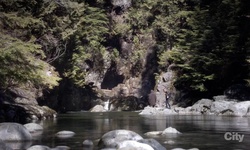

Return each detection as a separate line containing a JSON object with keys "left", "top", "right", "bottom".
{"left": 164, "top": 0, "right": 250, "bottom": 97}
{"left": 0, "top": 32, "right": 60, "bottom": 89}
{"left": 64, "top": 4, "right": 109, "bottom": 86}
{"left": 0, "top": 0, "right": 63, "bottom": 90}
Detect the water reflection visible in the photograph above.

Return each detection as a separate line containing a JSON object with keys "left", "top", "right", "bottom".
{"left": 32, "top": 112, "right": 250, "bottom": 150}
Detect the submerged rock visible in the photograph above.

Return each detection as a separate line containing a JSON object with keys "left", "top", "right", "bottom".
{"left": 24, "top": 123, "right": 43, "bottom": 133}
{"left": 145, "top": 127, "right": 181, "bottom": 138}
{"left": 164, "top": 140, "right": 175, "bottom": 145}
{"left": 27, "top": 145, "right": 50, "bottom": 150}
{"left": 138, "top": 139, "right": 166, "bottom": 150}
{"left": 144, "top": 131, "right": 162, "bottom": 137}
{"left": 56, "top": 131, "right": 75, "bottom": 139}
{"left": 82, "top": 139, "right": 94, "bottom": 147}
{"left": 162, "top": 127, "right": 181, "bottom": 135}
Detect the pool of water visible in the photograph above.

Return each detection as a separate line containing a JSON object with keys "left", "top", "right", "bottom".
{"left": 32, "top": 111, "right": 250, "bottom": 150}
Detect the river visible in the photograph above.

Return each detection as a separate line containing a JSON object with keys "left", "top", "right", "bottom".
{"left": 32, "top": 112, "right": 250, "bottom": 150}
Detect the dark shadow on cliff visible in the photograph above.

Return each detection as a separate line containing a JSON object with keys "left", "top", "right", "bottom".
{"left": 0, "top": 91, "right": 30, "bottom": 123}
{"left": 101, "top": 61, "right": 124, "bottom": 89}
{"left": 38, "top": 78, "right": 98, "bottom": 113}
{"left": 139, "top": 46, "right": 159, "bottom": 97}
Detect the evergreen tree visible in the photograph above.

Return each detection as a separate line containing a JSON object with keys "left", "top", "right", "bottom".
{"left": 0, "top": 32, "right": 60, "bottom": 89}
{"left": 164, "top": 0, "right": 250, "bottom": 99}
{"left": 0, "top": 0, "right": 61, "bottom": 90}
{"left": 64, "top": 3, "right": 109, "bottom": 86}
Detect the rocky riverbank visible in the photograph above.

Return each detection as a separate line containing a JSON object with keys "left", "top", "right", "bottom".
{"left": 140, "top": 95, "right": 250, "bottom": 117}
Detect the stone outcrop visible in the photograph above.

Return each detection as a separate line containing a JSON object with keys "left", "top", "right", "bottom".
{"left": 0, "top": 86, "right": 57, "bottom": 123}
{"left": 139, "top": 95, "right": 250, "bottom": 117}
{"left": 155, "top": 70, "right": 176, "bottom": 108}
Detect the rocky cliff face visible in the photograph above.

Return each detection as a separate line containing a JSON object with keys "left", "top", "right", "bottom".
{"left": 0, "top": 86, "right": 56, "bottom": 123}
{"left": 39, "top": 0, "right": 183, "bottom": 112}
{"left": 44, "top": 1, "right": 164, "bottom": 112}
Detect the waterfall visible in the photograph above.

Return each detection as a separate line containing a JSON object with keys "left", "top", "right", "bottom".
{"left": 104, "top": 99, "right": 110, "bottom": 111}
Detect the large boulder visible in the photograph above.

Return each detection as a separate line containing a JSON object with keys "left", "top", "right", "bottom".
{"left": 98, "top": 130, "right": 143, "bottom": 148}
{"left": 117, "top": 140, "right": 154, "bottom": 150}
{"left": 0, "top": 123, "right": 32, "bottom": 141}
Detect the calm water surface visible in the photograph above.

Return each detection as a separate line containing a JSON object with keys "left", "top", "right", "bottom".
{"left": 32, "top": 112, "right": 250, "bottom": 150}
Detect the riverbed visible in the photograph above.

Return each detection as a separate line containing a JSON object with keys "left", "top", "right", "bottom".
{"left": 32, "top": 112, "right": 250, "bottom": 150}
